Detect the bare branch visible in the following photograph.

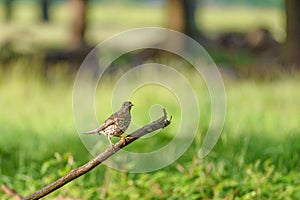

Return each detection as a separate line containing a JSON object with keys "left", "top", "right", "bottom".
{"left": 1, "top": 184, "right": 22, "bottom": 200}
{"left": 23, "top": 109, "right": 171, "bottom": 200}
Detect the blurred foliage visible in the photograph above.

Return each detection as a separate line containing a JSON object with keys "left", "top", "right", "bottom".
{"left": 0, "top": 2, "right": 285, "bottom": 79}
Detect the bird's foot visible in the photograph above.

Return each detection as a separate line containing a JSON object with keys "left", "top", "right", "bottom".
{"left": 110, "top": 144, "right": 116, "bottom": 151}
{"left": 107, "top": 137, "right": 117, "bottom": 151}
{"left": 120, "top": 137, "right": 126, "bottom": 146}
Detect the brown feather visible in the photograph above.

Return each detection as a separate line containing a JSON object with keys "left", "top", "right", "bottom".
{"left": 84, "top": 114, "right": 115, "bottom": 134}
{"left": 84, "top": 101, "right": 133, "bottom": 146}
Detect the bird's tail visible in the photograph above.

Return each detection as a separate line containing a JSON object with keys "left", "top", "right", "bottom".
{"left": 83, "top": 128, "right": 100, "bottom": 134}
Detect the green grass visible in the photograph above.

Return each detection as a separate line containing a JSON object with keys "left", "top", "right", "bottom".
{"left": 0, "top": 61, "right": 300, "bottom": 199}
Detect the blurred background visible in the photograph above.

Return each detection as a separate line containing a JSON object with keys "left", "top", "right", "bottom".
{"left": 1, "top": 0, "right": 300, "bottom": 70}
{"left": 1, "top": 0, "right": 300, "bottom": 199}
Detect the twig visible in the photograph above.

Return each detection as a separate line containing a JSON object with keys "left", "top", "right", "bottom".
{"left": 23, "top": 109, "right": 171, "bottom": 200}
{"left": 1, "top": 184, "right": 22, "bottom": 200}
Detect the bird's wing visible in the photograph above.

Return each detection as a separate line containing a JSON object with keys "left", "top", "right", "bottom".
{"left": 84, "top": 114, "right": 116, "bottom": 134}
{"left": 98, "top": 114, "right": 116, "bottom": 130}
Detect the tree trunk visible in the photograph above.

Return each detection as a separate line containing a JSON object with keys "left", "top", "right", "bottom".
{"left": 284, "top": 0, "right": 300, "bottom": 67}
{"left": 41, "top": 0, "right": 50, "bottom": 22}
{"left": 166, "top": 0, "right": 203, "bottom": 39}
{"left": 4, "top": 0, "right": 13, "bottom": 22}
{"left": 69, "top": 0, "right": 88, "bottom": 49}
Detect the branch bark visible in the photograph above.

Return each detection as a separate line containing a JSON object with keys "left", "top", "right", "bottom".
{"left": 23, "top": 109, "right": 171, "bottom": 200}
{"left": 1, "top": 184, "right": 22, "bottom": 200}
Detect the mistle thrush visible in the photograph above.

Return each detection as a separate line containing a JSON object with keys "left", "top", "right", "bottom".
{"left": 84, "top": 101, "right": 133, "bottom": 147}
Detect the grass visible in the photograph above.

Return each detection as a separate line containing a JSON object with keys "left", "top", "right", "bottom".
{"left": 0, "top": 60, "right": 300, "bottom": 199}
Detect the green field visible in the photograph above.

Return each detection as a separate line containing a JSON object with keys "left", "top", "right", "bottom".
{"left": 1, "top": 62, "right": 300, "bottom": 199}
{"left": 1, "top": 2, "right": 299, "bottom": 200}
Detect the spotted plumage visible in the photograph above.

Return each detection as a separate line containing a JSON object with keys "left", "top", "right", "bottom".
{"left": 84, "top": 101, "right": 133, "bottom": 147}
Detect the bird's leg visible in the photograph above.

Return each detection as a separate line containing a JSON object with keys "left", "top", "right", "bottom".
{"left": 107, "top": 135, "right": 115, "bottom": 149}
{"left": 119, "top": 136, "right": 126, "bottom": 145}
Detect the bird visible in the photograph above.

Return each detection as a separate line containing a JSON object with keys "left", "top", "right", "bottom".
{"left": 84, "top": 101, "right": 133, "bottom": 147}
